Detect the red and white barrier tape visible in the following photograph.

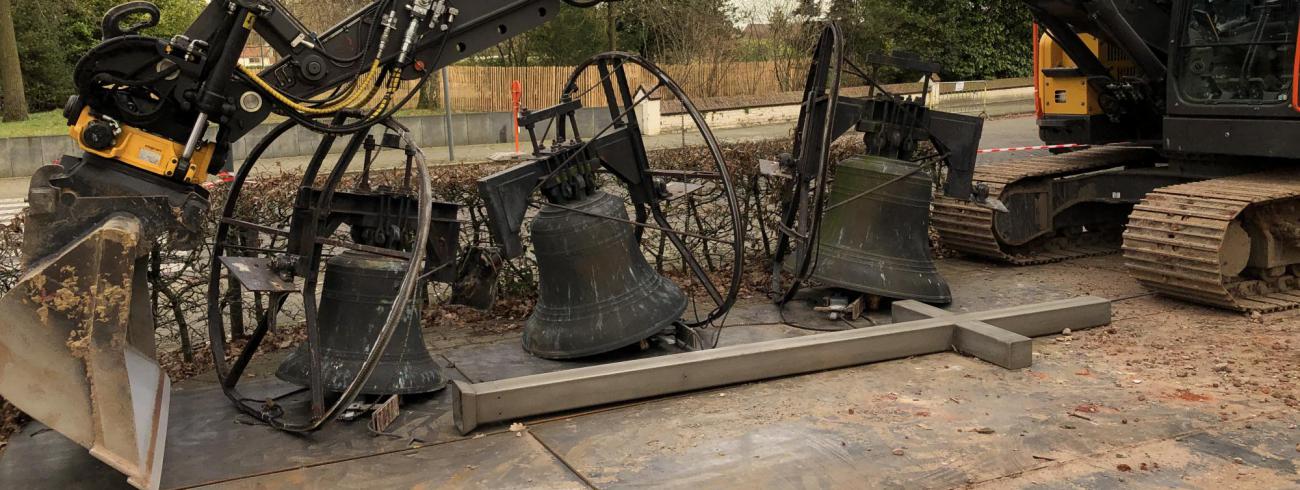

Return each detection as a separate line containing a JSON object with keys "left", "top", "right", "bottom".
{"left": 977, "top": 143, "right": 1088, "bottom": 154}
{"left": 202, "top": 171, "right": 246, "bottom": 189}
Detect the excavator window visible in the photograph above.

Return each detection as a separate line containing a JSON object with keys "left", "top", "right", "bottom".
{"left": 1177, "top": 0, "right": 1299, "bottom": 105}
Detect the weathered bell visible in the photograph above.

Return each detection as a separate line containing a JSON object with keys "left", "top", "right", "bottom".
{"left": 277, "top": 251, "right": 446, "bottom": 395}
{"left": 811, "top": 155, "right": 951, "bottom": 304}
{"left": 526, "top": 190, "right": 687, "bottom": 359}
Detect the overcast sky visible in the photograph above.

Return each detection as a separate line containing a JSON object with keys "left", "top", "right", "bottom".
{"left": 730, "top": 0, "right": 796, "bottom": 23}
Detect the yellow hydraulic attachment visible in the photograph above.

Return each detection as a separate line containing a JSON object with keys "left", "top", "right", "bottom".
{"left": 69, "top": 107, "right": 216, "bottom": 185}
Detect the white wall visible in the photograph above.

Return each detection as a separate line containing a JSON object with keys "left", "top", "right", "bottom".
{"left": 656, "top": 86, "right": 1034, "bottom": 134}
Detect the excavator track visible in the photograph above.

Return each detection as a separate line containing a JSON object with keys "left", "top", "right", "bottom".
{"left": 932, "top": 146, "right": 1158, "bottom": 265}
{"left": 1123, "top": 170, "right": 1300, "bottom": 313}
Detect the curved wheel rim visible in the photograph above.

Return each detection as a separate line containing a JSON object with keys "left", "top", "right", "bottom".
{"left": 772, "top": 23, "right": 844, "bottom": 305}
{"left": 562, "top": 52, "right": 745, "bottom": 328}
{"left": 206, "top": 118, "right": 432, "bottom": 432}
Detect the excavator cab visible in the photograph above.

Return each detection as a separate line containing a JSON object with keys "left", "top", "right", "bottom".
{"left": 937, "top": 0, "right": 1300, "bottom": 313}
{"left": 1166, "top": 0, "right": 1300, "bottom": 158}
{"left": 1176, "top": 0, "right": 1298, "bottom": 108}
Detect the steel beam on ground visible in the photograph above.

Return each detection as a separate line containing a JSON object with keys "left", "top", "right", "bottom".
{"left": 452, "top": 296, "right": 1111, "bottom": 433}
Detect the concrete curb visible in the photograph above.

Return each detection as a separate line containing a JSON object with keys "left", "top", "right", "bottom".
{"left": 0, "top": 85, "right": 1033, "bottom": 179}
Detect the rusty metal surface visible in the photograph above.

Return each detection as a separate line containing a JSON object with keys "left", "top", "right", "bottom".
{"left": 5, "top": 249, "right": 1296, "bottom": 488}
{"left": 161, "top": 382, "right": 465, "bottom": 487}
{"left": 3, "top": 418, "right": 589, "bottom": 490}
{"left": 2, "top": 265, "right": 1295, "bottom": 488}
{"left": 1123, "top": 169, "right": 1300, "bottom": 312}
{"left": 0, "top": 367, "right": 468, "bottom": 489}
{"left": 0, "top": 423, "right": 137, "bottom": 490}
{"left": 10, "top": 330, "right": 1294, "bottom": 489}
{"left": 986, "top": 415, "right": 1300, "bottom": 488}
{"left": 933, "top": 147, "right": 1156, "bottom": 264}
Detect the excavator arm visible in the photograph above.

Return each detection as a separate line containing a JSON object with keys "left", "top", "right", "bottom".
{"left": 72, "top": 0, "right": 599, "bottom": 185}
{"left": 0, "top": 1, "right": 614, "bottom": 489}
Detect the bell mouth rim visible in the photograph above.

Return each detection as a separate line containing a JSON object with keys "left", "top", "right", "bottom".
{"left": 809, "top": 276, "right": 954, "bottom": 305}
{"left": 275, "top": 349, "right": 450, "bottom": 395}
{"left": 522, "top": 291, "right": 688, "bottom": 360}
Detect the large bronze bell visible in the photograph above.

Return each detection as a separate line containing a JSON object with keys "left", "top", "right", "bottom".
{"left": 526, "top": 190, "right": 687, "bottom": 359}
{"left": 277, "top": 251, "right": 446, "bottom": 395}
{"left": 811, "top": 155, "right": 951, "bottom": 304}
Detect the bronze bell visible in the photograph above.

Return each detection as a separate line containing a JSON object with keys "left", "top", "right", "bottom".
{"left": 525, "top": 190, "right": 687, "bottom": 359}
{"left": 811, "top": 155, "right": 951, "bottom": 304}
{"left": 277, "top": 251, "right": 446, "bottom": 395}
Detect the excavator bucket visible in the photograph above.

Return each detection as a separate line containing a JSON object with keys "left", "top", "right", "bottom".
{"left": 0, "top": 214, "right": 169, "bottom": 490}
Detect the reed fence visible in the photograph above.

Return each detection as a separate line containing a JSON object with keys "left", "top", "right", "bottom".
{"left": 397, "top": 60, "right": 806, "bottom": 113}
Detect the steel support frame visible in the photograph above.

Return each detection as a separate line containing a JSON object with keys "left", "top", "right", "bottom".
{"left": 995, "top": 166, "right": 1189, "bottom": 247}
{"left": 452, "top": 296, "right": 1111, "bottom": 433}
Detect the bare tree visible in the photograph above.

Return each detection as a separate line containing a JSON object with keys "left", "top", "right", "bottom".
{"left": 0, "top": 0, "right": 28, "bottom": 121}
{"left": 763, "top": 1, "right": 821, "bottom": 92}
{"left": 281, "top": 0, "right": 368, "bottom": 32}
{"left": 620, "top": 1, "right": 741, "bottom": 98}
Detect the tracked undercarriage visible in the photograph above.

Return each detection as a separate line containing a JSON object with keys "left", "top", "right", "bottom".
{"left": 1124, "top": 171, "right": 1300, "bottom": 312}
{"left": 934, "top": 147, "right": 1300, "bottom": 313}
{"left": 932, "top": 146, "right": 1166, "bottom": 264}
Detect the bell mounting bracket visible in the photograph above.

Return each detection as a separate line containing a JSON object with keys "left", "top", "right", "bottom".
{"left": 480, "top": 51, "right": 746, "bottom": 329}
{"left": 769, "top": 22, "right": 986, "bottom": 305}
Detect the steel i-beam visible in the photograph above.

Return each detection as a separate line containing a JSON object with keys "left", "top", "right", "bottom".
{"left": 452, "top": 296, "right": 1110, "bottom": 433}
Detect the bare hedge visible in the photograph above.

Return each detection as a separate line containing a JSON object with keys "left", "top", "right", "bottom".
{"left": 0, "top": 137, "right": 884, "bottom": 370}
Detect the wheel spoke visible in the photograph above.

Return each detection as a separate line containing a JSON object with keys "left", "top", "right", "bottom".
{"left": 208, "top": 118, "right": 432, "bottom": 432}
{"left": 220, "top": 217, "right": 290, "bottom": 238}
{"left": 650, "top": 204, "right": 724, "bottom": 307}
{"left": 557, "top": 52, "right": 743, "bottom": 328}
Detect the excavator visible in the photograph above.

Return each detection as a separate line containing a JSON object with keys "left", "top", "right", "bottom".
{"left": 0, "top": 1, "right": 634, "bottom": 488}
{"left": 933, "top": 0, "right": 1300, "bottom": 313}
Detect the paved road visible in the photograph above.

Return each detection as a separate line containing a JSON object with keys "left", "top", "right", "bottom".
{"left": 973, "top": 115, "right": 1053, "bottom": 165}
{"left": 0, "top": 115, "right": 1044, "bottom": 203}
{"left": 0, "top": 198, "right": 22, "bottom": 226}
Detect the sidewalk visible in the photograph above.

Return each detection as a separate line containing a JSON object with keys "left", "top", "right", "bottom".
{"left": 246, "top": 120, "right": 800, "bottom": 179}
{"left": 0, "top": 116, "right": 1040, "bottom": 200}
{"left": 0, "top": 198, "right": 22, "bottom": 225}
{"left": 0, "top": 122, "right": 800, "bottom": 200}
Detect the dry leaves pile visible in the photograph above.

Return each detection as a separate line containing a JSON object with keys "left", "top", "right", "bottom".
{"left": 0, "top": 137, "right": 901, "bottom": 444}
